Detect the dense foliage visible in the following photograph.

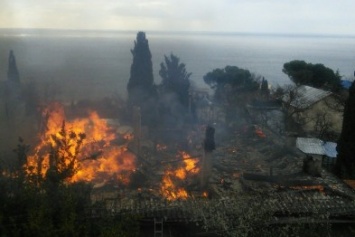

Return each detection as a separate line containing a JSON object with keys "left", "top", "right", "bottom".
{"left": 283, "top": 60, "right": 341, "bottom": 92}
{"left": 159, "top": 53, "right": 191, "bottom": 109}
{"left": 203, "top": 65, "right": 260, "bottom": 104}
{"left": 335, "top": 81, "right": 355, "bottom": 178}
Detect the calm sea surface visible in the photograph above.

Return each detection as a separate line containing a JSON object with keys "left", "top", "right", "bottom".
{"left": 1, "top": 30, "right": 355, "bottom": 100}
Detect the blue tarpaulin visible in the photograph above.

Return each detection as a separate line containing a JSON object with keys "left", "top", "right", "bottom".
{"left": 323, "top": 142, "right": 337, "bottom": 158}
{"left": 341, "top": 80, "right": 353, "bottom": 89}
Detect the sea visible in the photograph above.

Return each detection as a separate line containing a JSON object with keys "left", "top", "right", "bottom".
{"left": 1, "top": 29, "right": 355, "bottom": 101}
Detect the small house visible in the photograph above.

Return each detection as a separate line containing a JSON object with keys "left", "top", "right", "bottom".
{"left": 296, "top": 137, "right": 338, "bottom": 169}
{"left": 282, "top": 85, "right": 343, "bottom": 135}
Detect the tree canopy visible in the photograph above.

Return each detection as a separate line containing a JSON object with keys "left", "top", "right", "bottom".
{"left": 335, "top": 81, "right": 355, "bottom": 178}
{"left": 203, "top": 65, "right": 260, "bottom": 103}
{"left": 159, "top": 53, "right": 191, "bottom": 108}
{"left": 283, "top": 60, "right": 341, "bottom": 92}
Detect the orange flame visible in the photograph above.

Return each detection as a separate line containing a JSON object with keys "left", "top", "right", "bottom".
{"left": 181, "top": 151, "right": 200, "bottom": 174}
{"left": 25, "top": 102, "right": 136, "bottom": 184}
{"left": 160, "top": 151, "right": 200, "bottom": 201}
{"left": 160, "top": 170, "right": 188, "bottom": 201}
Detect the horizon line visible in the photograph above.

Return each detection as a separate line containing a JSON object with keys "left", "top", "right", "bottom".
{"left": 1, "top": 27, "right": 355, "bottom": 39}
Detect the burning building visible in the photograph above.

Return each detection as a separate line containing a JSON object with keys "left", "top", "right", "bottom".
{"left": 19, "top": 101, "right": 355, "bottom": 236}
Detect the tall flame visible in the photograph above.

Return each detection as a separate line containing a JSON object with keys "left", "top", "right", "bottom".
{"left": 25, "top": 102, "right": 136, "bottom": 184}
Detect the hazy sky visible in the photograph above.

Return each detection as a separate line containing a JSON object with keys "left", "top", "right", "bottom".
{"left": 1, "top": 0, "right": 355, "bottom": 35}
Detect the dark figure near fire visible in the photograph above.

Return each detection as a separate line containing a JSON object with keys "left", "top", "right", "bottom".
{"left": 201, "top": 125, "right": 215, "bottom": 188}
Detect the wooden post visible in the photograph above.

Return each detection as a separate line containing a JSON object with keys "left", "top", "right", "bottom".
{"left": 132, "top": 106, "right": 141, "bottom": 155}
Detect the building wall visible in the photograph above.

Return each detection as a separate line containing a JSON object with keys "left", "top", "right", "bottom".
{"left": 295, "top": 95, "right": 343, "bottom": 135}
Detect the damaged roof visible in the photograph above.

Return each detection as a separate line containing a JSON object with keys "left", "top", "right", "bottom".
{"left": 296, "top": 137, "right": 324, "bottom": 155}
{"left": 296, "top": 137, "right": 337, "bottom": 158}
{"left": 283, "top": 85, "right": 332, "bottom": 109}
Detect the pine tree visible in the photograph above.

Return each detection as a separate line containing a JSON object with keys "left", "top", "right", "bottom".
{"left": 159, "top": 53, "right": 191, "bottom": 108}
{"left": 335, "top": 80, "right": 355, "bottom": 178}
{"left": 127, "top": 32, "right": 156, "bottom": 107}
{"left": 7, "top": 50, "right": 20, "bottom": 83}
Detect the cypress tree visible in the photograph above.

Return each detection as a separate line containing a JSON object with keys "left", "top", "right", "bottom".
{"left": 335, "top": 80, "right": 355, "bottom": 178}
{"left": 7, "top": 50, "right": 20, "bottom": 83}
{"left": 127, "top": 32, "right": 157, "bottom": 126}
{"left": 260, "top": 77, "right": 270, "bottom": 98}
{"left": 127, "top": 32, "right": 156, "bottom": 107}
{"left": 4, "top": 50, "right": 21, "bottom": 117}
